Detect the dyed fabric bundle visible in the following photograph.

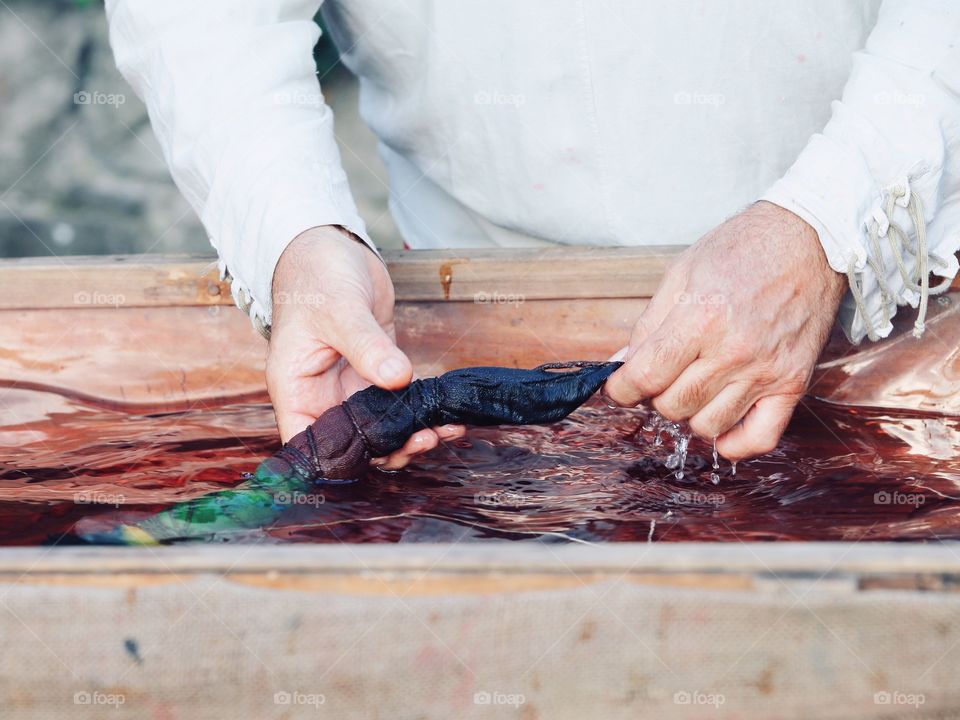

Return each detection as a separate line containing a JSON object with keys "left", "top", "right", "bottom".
{"left": 79, "top": 362, "right": 621, "bottom": 544}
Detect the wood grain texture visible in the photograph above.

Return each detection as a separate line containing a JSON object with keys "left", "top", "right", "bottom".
{"left": 6, "top": 247, "right": 958, "bottom": 309}
{"left": 0, "top": 247, "right": 681, "bottom": 309}
{"left": 0, "top": 254, "right": 231, "bottom": 310}
{"left": 0, "top": 298, "right": 641, "bottom": 408}
{"left": 0, "top": 305, "right": 268, "bottom": 410}
{"left": 386, "top": 245, "right": 683, "bottom": 300}
{"left": 4, "top": 566, "right": 959, "bottom": 719}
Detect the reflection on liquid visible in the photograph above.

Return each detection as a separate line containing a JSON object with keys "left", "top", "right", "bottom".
{"left": 1, "top": 386, "right": 958, "bottom": 545}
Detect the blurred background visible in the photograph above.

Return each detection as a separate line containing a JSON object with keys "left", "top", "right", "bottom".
{"left": 0, "top": 0, "right": 402, "bottom": 259}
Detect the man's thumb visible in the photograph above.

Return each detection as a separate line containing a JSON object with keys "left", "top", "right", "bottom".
{"left": 333, "top": 311, "right": 412, "bottom": 390}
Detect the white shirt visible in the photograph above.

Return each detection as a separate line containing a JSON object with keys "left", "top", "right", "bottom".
{"left": 105, "top": 0, "right": 960, "bottom": 343}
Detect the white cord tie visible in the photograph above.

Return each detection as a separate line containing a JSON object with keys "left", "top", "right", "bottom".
{"left": 220, "top": 263, "right": 272, "bottom": 340}
{"left": 847, "top": 181, "right": 950, "bottom": 341}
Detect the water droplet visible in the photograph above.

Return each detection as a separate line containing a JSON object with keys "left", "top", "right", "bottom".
{"left": 665, "top": 433, "right": 690, "bottom": 478}
{"left": 712, "top": 437, "right": 719, "bottom": 470}
{"left": 599, "top": 387, "right": 619, "bottom": 410}
{"left": 640, "top": 410, "right": 694, "bottom": 480}
{"left": 710, "top": 472, "right": 720, "bottom": 485}
{"left": 731, "top": 461, "right": 737, "bottom": 477}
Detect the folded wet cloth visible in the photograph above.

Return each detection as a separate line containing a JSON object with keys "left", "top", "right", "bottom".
{"left": 78, "top": 361, "right": 620, "bottom": 544}
{"left": 272, "top": 361, "right": 622, "bottom": 483}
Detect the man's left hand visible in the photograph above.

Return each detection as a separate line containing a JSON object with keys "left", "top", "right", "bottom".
{"left": 605, "top": 201, "right": 846, "bottom": 460}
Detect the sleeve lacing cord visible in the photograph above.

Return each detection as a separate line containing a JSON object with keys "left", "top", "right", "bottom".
{"left": 220, "top": 264, "right": 272, "bottom": 340}
{"left": 846, "top": 180, "right": 952, "bottom": 341}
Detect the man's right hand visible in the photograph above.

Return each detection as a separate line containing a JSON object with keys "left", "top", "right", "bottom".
{"left": 267, "top": 226, "right": 464, "bottom": 468}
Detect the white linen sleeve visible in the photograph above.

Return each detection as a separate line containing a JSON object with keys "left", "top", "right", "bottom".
{"left": 105, "top": 0, "right": 375, "bottom": 334}
{"left": 763, "top": 0, "right": 960, "bottom": 343}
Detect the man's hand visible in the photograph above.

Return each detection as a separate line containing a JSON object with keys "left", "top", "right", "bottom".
{"left": 267, "top": 226, "right": 464, "bottom": 468}
{"left": 606, "top": 201, "right": 845, "bottom": 460}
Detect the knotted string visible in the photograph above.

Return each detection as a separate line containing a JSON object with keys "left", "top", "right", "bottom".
{"left": 846, "top": 183, "right": 951, "bottom": 341}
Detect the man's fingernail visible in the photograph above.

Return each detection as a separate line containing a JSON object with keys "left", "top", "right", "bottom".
{"left": 370, "top": 457, "right": 387, "bottom": 467}
{"left": 378, "top": 356, "right": 405, "bottom": 383}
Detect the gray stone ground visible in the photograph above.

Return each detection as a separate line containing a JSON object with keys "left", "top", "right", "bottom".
{"left": 0, "top": 0, "right": 401, "bottom": 259}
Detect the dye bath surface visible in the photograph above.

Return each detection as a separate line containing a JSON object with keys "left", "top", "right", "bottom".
{"left": 0, "top": 386, "right": 958, "bottom": 545}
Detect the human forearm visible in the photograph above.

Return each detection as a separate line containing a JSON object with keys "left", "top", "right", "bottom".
{"left": 105, "top": 0, "right": 375, "bottom": 333}
{"left": 763, "top": 0, "right": 960, "bottom": 343}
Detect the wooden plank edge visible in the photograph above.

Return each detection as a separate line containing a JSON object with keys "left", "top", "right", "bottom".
{"left": 0, "top": 542, "right": 958, "bottom": 576}
{"left": 5, "top": 247, "right": 959, "bottom": 309}
{"left": 0, "top": 247, "right": 686, "bottom": 309}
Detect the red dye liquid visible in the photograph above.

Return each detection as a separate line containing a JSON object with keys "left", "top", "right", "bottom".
{"left": 0, "top": 387, "right": 957, "bottom": 544}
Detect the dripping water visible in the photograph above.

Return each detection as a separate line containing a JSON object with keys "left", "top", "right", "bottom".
{"left": 710, "top": 437, "right": 720, "bottom": 485}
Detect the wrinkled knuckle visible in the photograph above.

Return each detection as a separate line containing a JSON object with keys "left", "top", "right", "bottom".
{"left": 779, "top": 371, "right": 810, "bottom": 398}
{"left": 651, "top": 336, "right": 681, "bottom": 371}
{"left": 651, "top": 395, "right": 684, "bottom": 423}
{"left": 675, "top": 377, "right": 708, "bottom": 412}
{"left": 722, "top": 339, "right": 754, "bottom": 368}
{"left": 624, "top": 362, "right": 658, "bottom": 399}
{"left": 350, "top": 331, "right": 390, "bottom": 360}
{"left": 604, "top": 372, "right": 636, "bottom": 407}
{"left": 751, "top": 361, "right": 780, "bottom": 389}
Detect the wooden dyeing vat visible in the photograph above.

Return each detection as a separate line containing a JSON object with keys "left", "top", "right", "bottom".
{"left": 0, "top": 248, "right": 959, "bottom": 720}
